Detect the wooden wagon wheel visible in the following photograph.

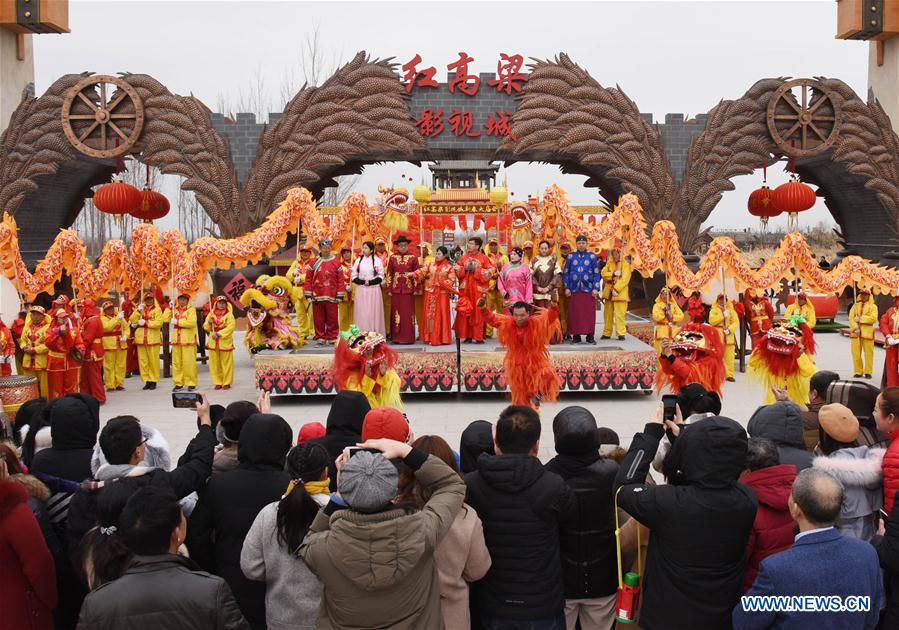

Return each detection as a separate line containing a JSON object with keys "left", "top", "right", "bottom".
{"left": 61, "top": 75, "right": 144, "bottom": 159}
{"left": 767, "top": 78, "right": 841, "bottom": 158}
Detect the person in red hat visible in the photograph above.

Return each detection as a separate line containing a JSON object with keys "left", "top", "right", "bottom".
{"left": 745, "top": 289, "right": 774, "bottom": 349}
{"left": 77, "top": 299, "right": 106, "bottom": 403}
{"left": 386, "top": 235, "right": 420, "bottom": 344}
{"left": 129, "top": 292, "right": 165, "bottom": 389}
{"left": 203, "top": 296, "right": 235, "bottom": 390}
{"left": 361, "top": 407, "right": 411, "bottom": 442}
{"left": 171, "top": 293, "right": 198, "bottom": 392}
{"left": 849, "top": 288, "right": 878, "bottom": 379}
{"left": 21, "top": 306, "right": 50, "bottom": 397}
{"left": 297, "top": 421, "right": 327, "bottom": 445}
{"left": 45, "top": 308, "right": 85, "bottom": 399}
{"left": 454, "top": 236, "right": 492, "bottom": 343}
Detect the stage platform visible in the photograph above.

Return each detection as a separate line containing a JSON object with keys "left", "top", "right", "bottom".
{"left": 254, "top": 320, "right": 658, "bottom": 397}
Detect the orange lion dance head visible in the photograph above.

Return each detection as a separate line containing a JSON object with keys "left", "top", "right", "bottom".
{"left": 656, "top": 322, "right": 726, "bottom": 395}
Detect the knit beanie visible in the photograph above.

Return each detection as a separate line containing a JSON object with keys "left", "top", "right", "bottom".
{"left": 819, "top": 403, "right": 860, "bottom": 443}
{"left": 361, "top": 407, "right": 409, "bottom": 442}
{"left": 338, "top": 450, "right": 398, "bottom": 513}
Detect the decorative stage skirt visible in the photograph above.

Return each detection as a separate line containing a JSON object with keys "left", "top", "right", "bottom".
{"left": 567, "top": 291, "right": 597, "bottom": 335}
{"left": 353, "top": 284, "right": 386, "bottom": 334}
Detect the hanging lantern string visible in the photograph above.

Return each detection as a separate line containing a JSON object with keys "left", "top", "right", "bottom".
{"left": 762, "top": 162, "right": 766, "bottom": 184}
{"left": 146, "top": 162, "right": 151, "bottom": 189}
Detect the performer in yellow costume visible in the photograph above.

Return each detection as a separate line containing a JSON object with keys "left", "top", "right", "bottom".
{"left": 849, "top": 288, "right": 878, "bottom": 378}
{"left": 600, "top": 249, "right": 631, "bottom": 339}
{"left": 286, "top": 242, "right": 315, "bottom": 340}
{"left": 485, "top": 238, "right": 508, "bottom": 338}
{"left": 129, "top": 293, "right": 164, "bottom": 390}
{"left": 338, "top": 244, "right": 354, "bottom": 332}
{"left": 709, "top": 293, "right": 740, "bottom": 381}
{"left": 170, "top": 293, "right": 198, "bottom": 391}
{"left": 651, "top": 287, "right": 684, "bottom": 354}
{"left": 784, "top": 291, "right": 817, "bottom": 330}
{"left": 203, "top": 296, "right": 235, "bottom": 390}
{"left": 100, "top": 299, "right": 128, "bottom": 391}
{"left": 21, "top": 305, "right": 50, "bottom": 397}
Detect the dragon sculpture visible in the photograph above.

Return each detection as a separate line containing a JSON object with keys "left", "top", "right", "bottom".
{"left": 239, "top": 275, "right": 304, "bottom": 353}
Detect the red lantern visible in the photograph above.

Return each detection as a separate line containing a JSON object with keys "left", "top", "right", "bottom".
{"left": 772, "top": 175, "right": 816, "bottom": 215}
{"left": 131, "top": 188, "right": 170, "bottom": 221}
{"left": 747, "top": 185, "right": 781, "bottom": 227}
{"left": 93, "top": 181, "right": 141, "bottom": 216}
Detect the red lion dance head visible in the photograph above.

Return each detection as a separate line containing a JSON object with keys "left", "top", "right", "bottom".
{"left": 656, "top": 323, "right": 726, "bottom": 395}
{"left": 752, "top": 319, "right": 816, "bottom": 377}
{"left": 332, "top": 325, "right": 399, "bottom": 390}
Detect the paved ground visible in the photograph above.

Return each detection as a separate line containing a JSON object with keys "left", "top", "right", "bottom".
{"left": 98, "top": 324, "right": 878, "bottom": 463}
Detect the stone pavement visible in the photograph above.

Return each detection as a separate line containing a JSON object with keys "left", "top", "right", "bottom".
{"left": 98, "top": 328, "right": 880, "bottom": 463}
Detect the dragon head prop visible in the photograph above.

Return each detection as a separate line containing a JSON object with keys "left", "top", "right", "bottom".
{"left": 656, "top": 322, "right": 726, "bottom": 395}
{"left": 374, "top": 185, "right": 410, "bottom": 232}
{"left": 333, "top": 324, "right": 399, "bottom": 390}
{"left": 751, "top": 319, "right": 815, "bottom": 377}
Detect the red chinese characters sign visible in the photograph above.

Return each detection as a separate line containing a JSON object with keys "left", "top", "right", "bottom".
{"left": 405, "top": 52, "right": 526, "bottom": 142}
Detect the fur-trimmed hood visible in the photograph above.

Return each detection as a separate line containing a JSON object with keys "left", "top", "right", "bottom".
{"left": 91, "top": 422, "right": 171, "bottom": 478}
{"left": 813, "top": 447, "right": 885, "bottom": 489}
{"left": 9, "top": 473, "right": 50, "bottom": 502}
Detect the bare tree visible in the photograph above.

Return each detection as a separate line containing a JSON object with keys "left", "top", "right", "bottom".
{"left": 216, "top": 64, "right": 273, "bottom": 123}
{"left": 279, "top": 23, "right": 343, "bottom": 105}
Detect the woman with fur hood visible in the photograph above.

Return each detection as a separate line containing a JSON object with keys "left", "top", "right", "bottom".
{"left": 812, "top": 403, "right": 884, "bottom": 541}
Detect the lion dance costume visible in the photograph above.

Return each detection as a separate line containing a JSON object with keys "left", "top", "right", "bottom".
{"left": 749, "top": 319, "right": 817, "bottom": 405}
{"left": 481, "top": 304, "right": 562, "bottom": 409}
{"left": 240, "top": 275, "right": 304, "bottom": 353}
{"left": 655, "top": 323, "right": 726, "bottom": 396}
{"left": 332, "top": 325, "right": 402, "bottom": 409}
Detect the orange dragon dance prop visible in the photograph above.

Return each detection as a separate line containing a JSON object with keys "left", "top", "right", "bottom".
{"left": 0, "top": 188, "right": 320, "bottom": 299}
{"left": 3, "top": 184, "right": 898, "bottom": 298}
{"left": 541, "top": 185, "right": 899, "bottom": 295}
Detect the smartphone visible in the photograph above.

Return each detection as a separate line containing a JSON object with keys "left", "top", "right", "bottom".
{"left": 343, "top": 446, "right": 380, "bottom": 459}
{"left": 662, "top": 394, "right": 678, "bottom": 422}
{"left": 172, "top": 392, "right": 201, "bottom": 408}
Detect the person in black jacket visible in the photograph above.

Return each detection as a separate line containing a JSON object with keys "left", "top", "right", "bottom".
{"left": 544, "top": 406, "right": 619, "bottom": 629}
{"left": 876, "top": 488, "right": 899, "bottom": 629}
{"left": 459, "top": 420, "right": 495, "bottom": 474}
{"left": 186, "top": 413, "right": 293, "bottom": 630}
{"left": 306, "top": 390, "right": 370, "bottom": 491}
{"left": 76, "top": 486, "right": 249, "bottom": 630}
{"left": 616, "top": 406, "right": 757, "bottom": 630}
{"left": 465, "top": 405, "right": 575, "bottom": 630}
{"left": 66, "top": 396, "right": 216, "bottom": 554}
{"left": 30, "top": 393, "right": 100, "bottom": 483}
{"left": 747, "top": 400, "right": 813, "bottom": 471}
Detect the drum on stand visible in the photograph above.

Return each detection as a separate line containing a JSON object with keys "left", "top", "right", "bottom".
{"left": 0, "top": 375, "right": 39, "bottom": 420}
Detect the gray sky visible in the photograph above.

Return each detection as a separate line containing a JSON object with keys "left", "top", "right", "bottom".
{"left": 33, "top": 0, "right": 869, "bottom": 230}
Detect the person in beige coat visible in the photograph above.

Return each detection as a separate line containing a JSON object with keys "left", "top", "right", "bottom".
{"left": 396, "top": 435, "right": 491, "bottom": 630}
{"left": 300, "top": 438, "right": 465, "bottom": 630}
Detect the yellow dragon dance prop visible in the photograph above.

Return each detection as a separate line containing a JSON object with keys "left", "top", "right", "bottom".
{"left": 2, "top": 184, "right": 898, "bottom": 298}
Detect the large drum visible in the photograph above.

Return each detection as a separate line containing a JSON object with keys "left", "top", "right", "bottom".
{"left": 0, "top": 375, "right": 39, "bottom": 420}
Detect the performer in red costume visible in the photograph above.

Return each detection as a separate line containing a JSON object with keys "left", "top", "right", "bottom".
{"left": 881, "top": 295, "right": 899, "bottom": 387}
{"left": 10, "top": 305, "right": 27, "bottom": 375}
{"left": 656, "top": 322, "right": 726, "bottom": 396}
{"left": 0, "top": 317, "right": 15, "bottom": 376}
{"left": 745, "top": 289, "right": 775, "bottom": 348}
{"left": 77, "top": 299, "right": 105, "bottom": 403}
{"left": 45, "top": 308, "right": 85, "bottom": 399}
{"left": 385, "top": 235, "right": 420, "bottom": 344}
{"left": 686, "top": 291, "right": 706, "bottom": 323}
{"left": 454, "top": 236, "right": 492, "bottom": 343}
{"left": 478, "top": 296, "right": 562, "bottom": 409}
{"left": 304, "top": 238, "right": 346, "bottom": 345}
